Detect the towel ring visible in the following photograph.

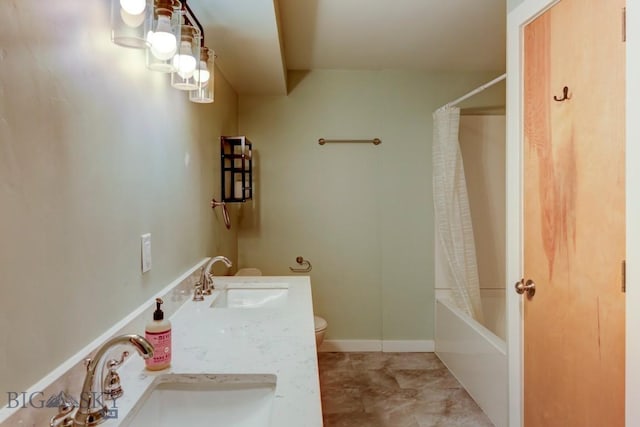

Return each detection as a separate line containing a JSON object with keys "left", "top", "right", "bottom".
{"left": 211, "top": 198, "right": 231, "bottom": 230}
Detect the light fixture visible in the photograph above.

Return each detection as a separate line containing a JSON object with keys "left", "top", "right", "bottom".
{"left": 110, "top": 0, "right": 151, "bottom": 48}
{"left": 171, "top": 22, "right": 200, "bottom": 90}
{"left": 145, "top": 0, "right": 181, "bottom": 72}
{"left": 109, "top": 0, "right": 216, "bottom": 104}
{"left": 189, "top": 47, "right": 214, "bottom": 103}
{"left": 180, "top": 0, "right": 215, "bottom": 102}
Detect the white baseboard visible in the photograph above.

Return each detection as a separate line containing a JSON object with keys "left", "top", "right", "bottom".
{"left": 382, "top": 340, "right": 435, "bottom": 352}
{"left": 318, "top": 340, "right": 435, "bottom": 353}
{"left": 319, "top": 340, "right": 382, "bottom": 352}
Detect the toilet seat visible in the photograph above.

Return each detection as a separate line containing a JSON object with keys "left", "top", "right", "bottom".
{"left": 314, "top": 316, "right": 327, "bottom": 332}
{"left": 235, "top": 268, "right": 263, "bottom": 276}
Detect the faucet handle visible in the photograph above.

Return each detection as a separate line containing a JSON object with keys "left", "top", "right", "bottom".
{"left": 110, "top": 351, "right": 129, "bottom": 368}
{"left": 193, "top": 284, "right": 204, "bottom": 301}
{"left": 204, "top": 271, "right": 218, "bottom": 294}
{"left": 103, "top": 351, "right": 129, "bottom": 400}
{"left": 49, "top": 400, "right": 75, "bottom": 427}
{"left": 202, "top": 273, "right": 214, "bottom": 295}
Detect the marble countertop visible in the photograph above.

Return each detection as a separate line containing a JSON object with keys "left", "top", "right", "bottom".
{"left": 104, "top": 276, "right": 322, "bottom": 426}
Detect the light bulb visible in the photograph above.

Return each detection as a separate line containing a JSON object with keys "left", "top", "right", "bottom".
{"left": 173, "top": 55, "right": 196, "bottom": 78}
{"left": 172, "top": 41, "right": 196, "bottom": 78}
{"left": 194, "top": 61, "right": 210, "bottom": 84}
{"left": 120, "top": 0, "right": 146, "bottom": 15}
{"left": 149, "top": 15, "right": 176, "bottom": 60}
{"left": 120, "top": 8, "right": 145, "bottom": 28}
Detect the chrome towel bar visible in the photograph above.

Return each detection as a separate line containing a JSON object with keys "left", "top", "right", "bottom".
{"left": 318, "top": 138, "right": 381, "bottom": 146}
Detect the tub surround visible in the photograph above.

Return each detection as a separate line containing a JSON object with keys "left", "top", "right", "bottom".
{"left": 0, "top": 266, "right": 322, "bottom": 426}
{"left": 435, "top": 297, "right": 507, "bottom": 427}
{"left": 435, "top": 288, "right": 506, "bottom": 340}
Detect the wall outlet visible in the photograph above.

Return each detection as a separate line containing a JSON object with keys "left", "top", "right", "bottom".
{"left": 141, "top": 233, "right": 152, "bottom": 273}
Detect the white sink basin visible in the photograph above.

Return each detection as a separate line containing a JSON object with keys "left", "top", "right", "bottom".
{"left": 210, "top": 284, "right": 289, "bottom": 309}
{"left": 121, "top": 374, "right": 277, "bottom": 427}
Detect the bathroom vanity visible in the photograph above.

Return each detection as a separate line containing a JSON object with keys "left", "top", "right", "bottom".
{"left": 106, "top": 276, "right": 322, "bottom": 426}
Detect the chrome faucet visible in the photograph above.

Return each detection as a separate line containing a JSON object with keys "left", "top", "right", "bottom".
{"left": 65, "top": 334, "right": 153, "bottom": 427}
{"left": 198, "top": 256, "right": 232, "bottom": 296}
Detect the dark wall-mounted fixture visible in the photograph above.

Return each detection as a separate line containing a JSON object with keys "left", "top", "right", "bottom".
{"left": 220, "top": 136, "right": 253, "bottom": 203}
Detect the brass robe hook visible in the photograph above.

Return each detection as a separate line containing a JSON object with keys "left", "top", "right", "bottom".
{"left": 554, "top": 86, "right": 571, "bottom": 102}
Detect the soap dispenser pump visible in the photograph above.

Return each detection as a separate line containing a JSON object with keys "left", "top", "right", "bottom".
{"left": 145, "top": 298, "right": 171, "bottom": 370}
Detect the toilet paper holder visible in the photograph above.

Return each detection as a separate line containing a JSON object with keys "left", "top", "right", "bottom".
{"left": 289, "top": 256, "right": 312, "bottom": 273}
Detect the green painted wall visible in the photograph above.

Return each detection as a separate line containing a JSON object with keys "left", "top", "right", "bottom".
{"left": 238, "top": 70, "right": 505, "bottom": 341}
{"left": 0, "top": 0, "right": 238, "bottom": 394}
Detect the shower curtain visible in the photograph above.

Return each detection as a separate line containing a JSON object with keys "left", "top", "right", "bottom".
{"left": 432, "top": 107, "right": 484, "bottom": 322}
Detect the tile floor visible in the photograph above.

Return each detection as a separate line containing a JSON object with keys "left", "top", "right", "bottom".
{"left": 318, "top": 352, "right": 494, "bottom": 427}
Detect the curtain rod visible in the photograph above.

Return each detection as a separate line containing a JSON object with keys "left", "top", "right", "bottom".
{"left": 436, "top": 73, "right": 506, "bottom": 112}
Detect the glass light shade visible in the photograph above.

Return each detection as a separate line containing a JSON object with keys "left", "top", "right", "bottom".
{"left": 110, "top": 0, "right": 150, "bottom": 48}
{"left": 121, "top": 8, "right": 146, "bottom": 27}
{"left": 145, "top": 0, "right": 181, "bottom": 72}
{"left": 120, "top": 0, "right": 146, "bottom": 15}
{"left": 194, "top": 61, "right": 210, "bottom": 84}
{"left": 171, "top": 25, "right": 200, "bottom": 90}
{"left": 175, "top": 53, "right": 196, "bottom": 77}
{"left": 189, "top": 48, "right": 214, "bottom": 103}
{"left": 149, "top": 16, "right": 176, "bottom": 59}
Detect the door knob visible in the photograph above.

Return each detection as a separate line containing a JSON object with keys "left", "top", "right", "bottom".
{"left": 515, "top": 278, "right": 536, "bottom": 298}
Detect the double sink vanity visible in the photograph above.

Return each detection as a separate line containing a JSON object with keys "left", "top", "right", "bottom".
{"left": 107, "top": 276, "right": 322, "bottom": 426}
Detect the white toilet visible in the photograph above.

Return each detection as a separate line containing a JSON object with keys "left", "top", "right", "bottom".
{"left": 314, "top": 316, "right": 328, "bottom": 348}
{"left": 235, "top": 267, "right": 263, "bottom": 276}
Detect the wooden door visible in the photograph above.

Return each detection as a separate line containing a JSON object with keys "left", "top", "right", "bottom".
{"left": 523, "top": 0, "right": 626, "bottom": 426}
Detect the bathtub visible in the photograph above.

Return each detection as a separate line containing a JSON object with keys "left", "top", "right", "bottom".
{"left": 435, "top": 291, "right": 507, "bottom": 427}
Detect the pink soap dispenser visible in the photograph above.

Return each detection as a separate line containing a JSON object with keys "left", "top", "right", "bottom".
{"left": 145, "top": 298, "right": 171, "bottom": 370}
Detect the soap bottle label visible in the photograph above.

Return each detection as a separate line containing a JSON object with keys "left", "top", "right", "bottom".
{"left": 145, "top": 330, "right": 171, "bottom": 368}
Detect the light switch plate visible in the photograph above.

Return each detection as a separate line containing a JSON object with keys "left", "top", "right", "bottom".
{"left": 141, "top": 233, "right": 152, "bottom": 273}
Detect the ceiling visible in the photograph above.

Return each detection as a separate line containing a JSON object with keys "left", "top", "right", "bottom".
{"left": 188, "top": 0, "right": 506, "bottom": 95}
